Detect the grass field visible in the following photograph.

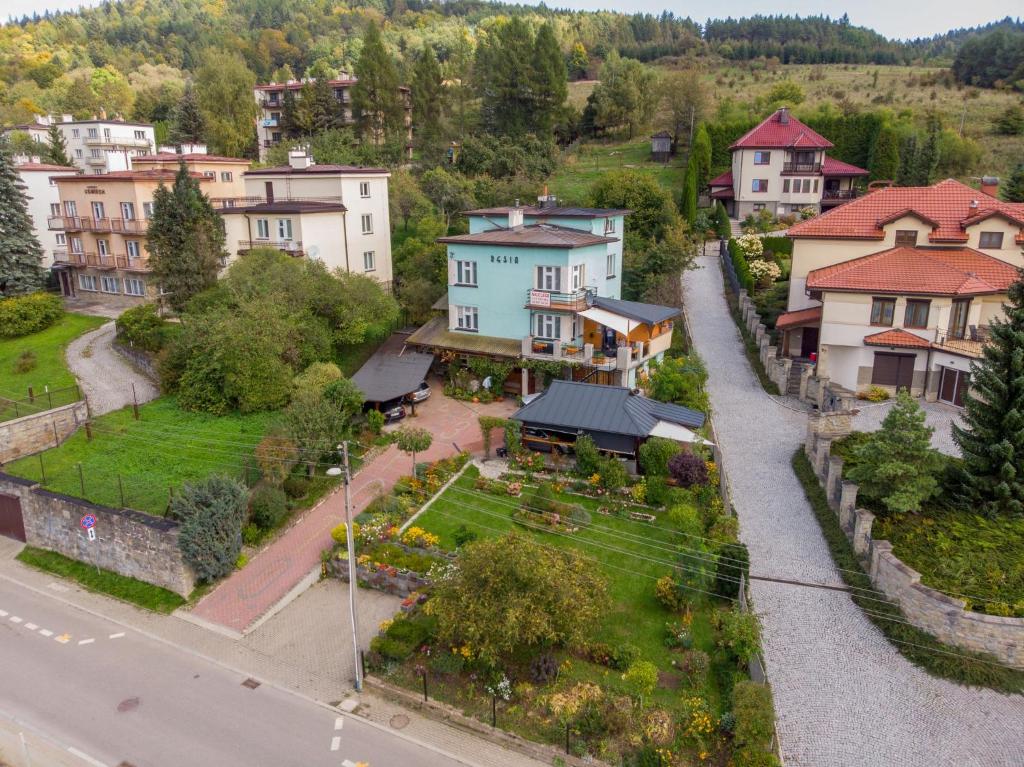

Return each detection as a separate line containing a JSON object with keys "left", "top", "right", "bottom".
{"left": 5, "top": 396, "right": 274, "bottom": 516}
{"left": 546, "top": 139, "right": 687, "bottom": 205}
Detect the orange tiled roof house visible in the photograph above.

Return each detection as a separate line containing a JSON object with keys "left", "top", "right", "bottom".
{"left": 774, "top": 179, "right": 1024, "bottom": 405}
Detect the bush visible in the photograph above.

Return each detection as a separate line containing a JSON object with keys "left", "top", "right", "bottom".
{"left": 370, "top": 634, "right": 415, "bottom": 661}
{"left": 248, "top": 484, "right": 288, "bottom": 531}
{"left": 282, "top": 475, "right": 310, "bottom": 499}
{"left": 714, "top": 542, "right": 750, "bottom": 599}
{"left": 429, "top": 651, "right": 465, "bottom": 675}
{"left": 366, "top": 409, "right": 385, "bottom": 435}
{"left": 242, "top": 523, "right": 260, "bottom": 546}
{"left": 13, "top": 350, "right": 36, "bottom": 373}
{"left": 331, "top": 521, "right": 359, "bottom": 546}
{"left": 0, "top": 292, "right": 63, "bottom": 338}
{"left": 732, "top": 681, "right": 777, "bottom": 760}
{"left": 655, "top": 574, "right": 687, "bottom": 611}
{"left": 573, "top": 434, "right": 601, "bottom": 477}
{"left": 638, "top": 437, "right": 680, "bottom": 477}
{"left": 645, "top": 476, "right": 673, "bottom": 507}
{"left": 115, "top": 304, "right": 167, "bottom": 352}
{"left": 621, "top": 660, "right": 659, "bottom": 705}
{"left": 530, "top": 652, "right": 559, "bottom": 683}
{"left": 254, "top": 433, "right": 298, "bottom": 487}
{"left": 595, "top": 455, "right": 629, "bottom": 491}
{"left": 453, "top": 524, "right": 478, "bottom": 548}
{"left": 173, "top": 475, "right": 248, "bottom": 582}
{"left": 718, "top": 608, "right": 762, "bottom": 665}
{"left": 610, "top": 642, "right": 641, "bottom": 671}
{"left": 680, "top": 649, "right": 710, "bottom": 683}
{"left": 292, "top": 361, "right": 342, "bottom": 398}
{"left": 669, "top": 452, "right": 709, "bottom": 488}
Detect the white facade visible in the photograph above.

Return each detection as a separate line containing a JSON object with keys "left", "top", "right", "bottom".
{"left": 16, "top": 162, "right": 80, "bottom": 269}
{"left": 9, "top": 116, "right": 157, "bottom": 175}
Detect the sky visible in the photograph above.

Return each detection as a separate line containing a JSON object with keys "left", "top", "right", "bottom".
{"left": 2, "top": 0, "right": 1014, "bottom": 41}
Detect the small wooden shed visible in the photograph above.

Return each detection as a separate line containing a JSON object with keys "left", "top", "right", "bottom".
{"left": 650, "top": 131, "right": 673, "bottom": 162}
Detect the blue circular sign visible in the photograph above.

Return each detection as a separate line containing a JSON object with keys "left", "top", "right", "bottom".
{"left": 80, "top": 514, "right": 97, "bottom": 530}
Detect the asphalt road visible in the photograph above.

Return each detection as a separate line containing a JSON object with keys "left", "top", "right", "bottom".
{"left": 0, "top": 579, "right": 459, "bottom": 767}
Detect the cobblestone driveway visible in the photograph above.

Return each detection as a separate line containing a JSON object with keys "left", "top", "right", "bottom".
{"left": 852, "top": 399, "right": 963, "bottom": 457}
{"left": 683, "top": 254, "right": 1024, "bottom": 767}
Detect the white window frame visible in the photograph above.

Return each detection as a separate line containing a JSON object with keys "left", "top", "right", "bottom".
{"left": 456, "top": 260, "right": 477, "bottom": 286}
{"left": 124, "top": 277, "right": 145, "bottom": 297}
{"left": 360, "top": 213, "right": 373, "bottom": 234}
{"left": 363, "top": 251, "right": 375, "bottom": 272}
{"left": 571, "top": 264, "right": 585, "bottom": 291}
{"left": 55, "top": 233, "right": 66, "bottom": 245}
{"left": 50, "top": 202, "right": 61, "bottom": 215}
{"left": 70, "top": 237, "right": 83, "bottom": 254}
{"left": 121, "top": 201, "right": 135, "bottom": 220}
{"left": 359, "top": 181, "right": 371, "bottom": 198}
{"left": 752, "top": 179, "right": 768, "bottom": 193}
{"left": 536, "top": 265, "right": 560, "bottom": 291}
{"left": 606, "top": 252, "right": 617, "bottom": 278}
{"left": 604, "top": 218, "right": 616, "bottom": 234}
{"left": 454, "top": 305, "right": 478, "bottom": 332}
{"left": 90, "top": 148, "right": 102, "bottom": 158}
{"left": 91, "top": 201, "right": 105, "bottom": 219}
{"left": 71, "top": 128, "right": 80, "bottom": 138}
{"left": 753, "top": 151, "right": 771, "bottom": 165}
{"left": 64, "top": 200, "right": 77, "bottom": 216}
{"left": 97, "top": 239, "right": 109, "bottom": 256}
{"left": 277, "top": 218, "right": 293, "bottom": 240}
{"left": 87, "top": 128, "right": 98, "bottom": 138}
{"left": 535, "top": 313, "right": 562, "bottom": 340}
{"left": 134, "top": 129, "right": 146, "bottom": 140}
{"left": 100, "top": 276, "right": 120, "bottom": 294}
{"left": 256, "top": 218, "right": 270, "bottom": 239}
{"left": 78, "top": 274, "right": 97, "bottom": 292}
{"left": 142, "top": 202, "right": 155, "bottom": 219}
{"left": 126, "top": 240, "right": 141, "bottom": 259}
{"left": 220, "top": 171, "right": 233, "bottom": 182}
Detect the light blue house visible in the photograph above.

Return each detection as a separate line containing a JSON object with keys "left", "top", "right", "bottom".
{"left": 407, "top": 195, "right": 679, "bottom": 394}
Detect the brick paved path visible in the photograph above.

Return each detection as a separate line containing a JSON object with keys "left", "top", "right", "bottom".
{"left": 190, "top": 393, "right": 516, "bottom": 634}
{"left": 684, "top": 254, "right": 1024, "bottom": 767}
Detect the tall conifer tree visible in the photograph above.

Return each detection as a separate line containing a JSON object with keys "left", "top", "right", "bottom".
{"left": 411, "top": 43, "right": 444, "bottom": 160}
{"left": 352, "top": 22, "right": 404, "bottom": 145}
{"left": 169, "top": 83, "right": 206, "bottom": 145}
{"left": 0, "top": 139, "right": 46, "bottom": 296}
{"left": 46, "top": 124, "right": 72, "bottom": 166}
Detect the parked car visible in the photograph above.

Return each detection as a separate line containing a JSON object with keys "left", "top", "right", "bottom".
{"left": 405, "top": 381, "right": 431, "bottom": 404}
{"left": 364, "top": 398, "right": 407, "bottom": 424}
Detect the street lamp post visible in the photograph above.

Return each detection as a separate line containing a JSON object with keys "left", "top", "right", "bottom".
{"left": 327, "top": 440, "right": 362, "bottom": 691}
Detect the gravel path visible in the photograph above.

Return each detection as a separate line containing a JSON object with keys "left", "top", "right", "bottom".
{"left": 65, "top": 321, "right": 160, "bottom": 416}
{"left": 683, "top": 254, "right": 1024, "bottom": 767}
{"left": 852, "top": 399, "right": 963, "bottom": 457}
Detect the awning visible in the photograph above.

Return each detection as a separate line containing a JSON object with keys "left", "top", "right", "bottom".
{"left": 578, "top": 307, "right": 639, "bottom": 337}
{"left": 649, "top": 421, "right": 714, "bottom": 445}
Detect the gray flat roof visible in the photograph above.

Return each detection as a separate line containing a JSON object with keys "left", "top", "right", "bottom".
{"left": 352, "top": 348, "right": 434, "bottom": 403}
{"left": 592, "top": 296, "right": 680, "bottom": 326}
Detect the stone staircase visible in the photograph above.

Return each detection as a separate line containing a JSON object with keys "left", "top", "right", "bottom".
{"left": 787, "top": 360, "right": 811, "bottom": 395}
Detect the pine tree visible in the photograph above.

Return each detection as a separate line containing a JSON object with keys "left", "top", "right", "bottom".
{"left": 868, "top": 125, "right": 900, "bottom": 182}
{"left": 411, "top": 43, "right": 444, "bottom": 160}
{"left": 1002, "top": 165, "right": 1024, "bottom": 203}
{"left": 169, "top": 82, "right": 206, "bottom": 146}
{"left": 0, "top": 139, "right": 46, "bottom": 296}
{"left": 46, "top": 124, "right": 71, "bottom": 166}
{"left": 352, "top": 21, "right": 404, "bottom": 146}
{"left": 475, "top": 17, "right": 535, "bottom": 136}
{"left": 681, "top": 152, "right": 698, "bottom": 223}
{"left": 531, "top": 23, "right": 568, "bottom": 134}
{"left": 895, "top": 134, "right": 917, "bottom": 186}
{"left": 280, "top": 88, "right": 299, "bottom": 139}
{"left": 953, "top": 272, "right": 1024, "bottom": 518}
{"left": 147, "top": 163, "right": 226, "bottom": 312}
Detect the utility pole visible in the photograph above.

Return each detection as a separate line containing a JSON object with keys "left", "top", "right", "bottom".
{"left": 342, "top": 441, "right": 363, "bottom": 692}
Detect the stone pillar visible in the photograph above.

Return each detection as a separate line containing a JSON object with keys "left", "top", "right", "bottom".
{"left": 839, "top": 481, "right": 858, "bottom": 531}
{"left": 826, "top": 456, "right": 844, "bottom": 510}
{"left": 521, "top": 336, "right": 533, "bottom": 356}
{"left": 521, "top": 367, "right": 529, "bottom": 394}
{"left": 799, "top": 367, "right": 813, "bottom": 401}
{"left": 553, "top": 339, "right": 562, "bottom": 359}
{"left": 616, "top": 345, "right": 631, "bottom": 371}
{"left": 755, "top": 324, "right": 765, "bottom": 345}
{"left": 813, "top": 438, "right": 832, "bottom": 479}
{"left": 738, "top": 289, "right": 748, "bottom": 304}
{"left": 853, "top": 509, "right": 876, "bottom": 558}
{"left": 583, "top": 343, "right": 594, "bottom": 363}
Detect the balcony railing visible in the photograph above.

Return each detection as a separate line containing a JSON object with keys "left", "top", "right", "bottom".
{"left": 523, "top": 288, "right": 593, "bottom": 312}
{"left": 210, "top": 195, "right": 344, "bottom": 209}
{"left": 782, "top": 162, "right": 822, "bottom": 174}
{"left": 239, "top": 239, "right": 304, "bottom": 256}
{"left": 260, "top": 118, "right": 279, "bottom": 128}
{"left": 934, "top": 326, "right": 989, "bottom": 358}
{"left": 62, "top": 252, "right": 145, "bottom": 270}
{"left": 47, "top": 216, "right": 148, "bottom": 234}
{"left": 52, "top": 248, "right": 69, "bottom": 263}
{"left": 822, "top": 189, "right": 858, "bottom": 201}
{"left": 83, "top": 136, "right": 152, "bottom": 149}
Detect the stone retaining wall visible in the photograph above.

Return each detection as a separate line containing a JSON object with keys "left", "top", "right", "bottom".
{"left": 736, "top": 290, "right": 792, "bottom": 394}
{"left": 0, "top": 401, "right": 88, "bottom": 463}
{"left": 804, "top": 420, "right": 1024, "bottom": 668}
{"left": 112, "top": 341, "right": 159, "bottom": 382}
{"left": 0, "top": 472, "right": 194, "bottom": 596}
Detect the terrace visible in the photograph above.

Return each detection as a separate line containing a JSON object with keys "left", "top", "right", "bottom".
{"left": 933, "top": 325, "right": 989, "bottom": 358}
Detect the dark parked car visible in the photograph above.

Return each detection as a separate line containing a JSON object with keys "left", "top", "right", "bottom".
{"left": 364, "top": 398, "right": 406, "bottom": 424}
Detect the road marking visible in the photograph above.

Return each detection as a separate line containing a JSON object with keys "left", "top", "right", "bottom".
{"left": 78, "top": 638, "right": 95, "bottom": 645}
{"left": 342, "top": 760, "right": 358, "bottom": 767}
{"left": 0, "top": 610, "right": 7, "bottom": 617}
{"left": 55, "top": 633, "right": 71, "bottom": 644}
{"left": 24, "top": 623, "right": 38, "bottom": 631}
{"left": 109, "top": 632, "right": 125, "bottom": 639}
{"left": 67, "top": 745, "right": 108, "bottom": 767}
{"left": 39, "top": 629, "right": 53, "bottom": 637}
{"left": 330, "top": 736, "right": 341, "bottom": 751}
{"left": 9, "top": 615, "right": 22, "bottom": 623}
{"left": 335, "top": 717, "right": 344, "bottom": 730}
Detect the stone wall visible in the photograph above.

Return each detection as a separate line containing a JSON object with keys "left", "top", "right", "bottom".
{"left": 803, "top": 422, "right": 1024, "bottom": 668}
{"left": 0, "top": 472, "right": 194, "bottom": 596}
{"left": 0, "top": 401, "right": 88, "bottom": 463}
{"left": 736, "top": 290, "right": 792, "bottom": 394}
{"left": 112, "top": 340, "right": 159, "bottom": 382}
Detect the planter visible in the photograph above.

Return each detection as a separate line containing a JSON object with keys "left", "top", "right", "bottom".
{"left": 564, "top": 345, "right": 580, "bottom": 355}
{"left": 532, "top": 343, "right": 546, "bottom": 353}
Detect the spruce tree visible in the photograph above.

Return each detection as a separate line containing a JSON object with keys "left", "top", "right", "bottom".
{"left": 681, "top": 152, "right": 698, "bottom": 223}
{"left": 169, "top": 82, "right": 206, "bottom": 146}
{"left": 147, "top": 163, "right": 226, "bottom": 312}
{"left": 868, "top": 126, "right": 900, "bottom": 182}
{"left": 352, "top": 21, "right": 404, "bottom": 146}
{"left": 531, "top": 22, "right": 568, "bottom": 134}
{"left": 46, "top": 124, "right": 71, "bottom": 166}
{"left": 475, "top": 17, "right": 535, "bottom": 137}
{"left": 1002, "top": 165, "right": 1024, "bottom": 203}
{"left": 411, "top": 43, "right": 444, "bottom": 160}
{"left": 0, "top": 139, "right": 46, "bottom": 296}
{"left": 952, "top": 271, "right": 1024, "bottom": 518}
{"left": 692, "top": 123, "right": 712, "bottom": 188}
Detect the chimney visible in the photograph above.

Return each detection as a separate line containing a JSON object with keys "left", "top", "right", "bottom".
{"left": 537, "top": 184, "right": 558, "bottom": 209}
{"left": 778, "top": 107, "right": 789, "bottom": 125}
{"left": 288, "top": 149, "right": 313, "bottom": 170}
{"left": 980, "top": 176, "right": 999, "bottom": 198}
{"left": 62, "top": 114, "right": 72, "bottom": 123}
{"left": 508, "top": 205, "right": 524, "bottom": 229}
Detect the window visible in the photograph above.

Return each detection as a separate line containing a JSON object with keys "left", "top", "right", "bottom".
{"left": 949, "top": 299, "right": 971, "bottom": 340}
{"left": 813, "top": 179, "right": 819, "bottom": 193}
{"left": 93, "top": 169, "right": 104, "bottom": 175}
{"left": 753, "top": 151, "right": 771, "bottom": 165}
{"left": 91, "top": 201, "right": 105, "bottom": 219}
{"left": 572, "top": 313, "right": 582, "bottom": 340}
{"left": 75, "top": 149, "right": 83, "bottom": 158}
{"left": 120, "top": 202, "right": 135, "bottom": 220}
{"left": 359, "top": 181, "right": 370, "bottom": 198}
{"left": 103, "top": 128, "right": 110, "bottom": 139}
{"left": 97, "top": 239, "right": 109, "bottom": 256}
{"left": 70, "top": 237, "right": 83, "bottom": 254}
{"left": 363, "top": 251, "right": 375, "bottom": 272}
{"left": 87, "top": 128, "right": 97, "bottom": 138}
{"left": 134, "top": 130, "right": 146, "bottom": 140}
{"left": 454, "top": 305, "right": 478, "bottom": 332}
{"left": 904, "top": 300, "right": 930, "bottom": 329}
{"left": 71, "top": 129, "right": 80, "bottom": 138}
{"left": 752, "top": 179, "right": 768, "bottom": 193}
{"left": 277, "top": 218, "right": 293, "bottom": 240}
{"left": 202, "top": 171, "right": 215, "bottom": 179}
{"left": 100, "top": 276, "right": 120, "bottom": 294}
{"left": 142, "top": 202, "right": 154, "bottom": 219}
{"left": 536, "top": 265, "right": 561, "bottom": 291}
{"left": 126, "top": 241, "right": 141, "bottom": 260}
{"left": 979, "top": 231, "right": 1004, "bottom": 249}
{"left": 604, "top": 218, "right": 616, "bottom": 234}
{"left": 124, "top": 278, "right": 145, "bottom": 297}
{"left": 753, "top": 203, "right": 766, "bottom": 212}
{"left": 64, "top": 200, "right": 77, "bottom": 217}
{"left": 55, "top": 233, "right": 66, "bottom": 245}
{"left": 220, "top": 171, "right": 233, "bottom": 182}
{"left": 256, "top": 218, "right": 270, "bottom": 239}
{"left": 50, "top": 203, "right": 61, "bottom": 215}
{"left": 456, "top": 260, "right": 477, "bottom": 286}
{"left": 894, "top": 230, "right": 918, "bottom": 246}
{"left": 571, "top": 264, "right": 586, "bottom": 291}
{"left": 870, "top": 297, "right": 896, "bottom": 326}
{"left": 783, "top": 179, "right": 790, "bottom": 193}
{"left": 535, "top": 313, "right": 562, "bottom": 340}
{"left": 607, "top": 252, "right": 617, "bottom": 278}
{"left": 78, "top": 274, "right": 97, "bottom": 291}
{"left": 360, "top": 213, "right": 373, "bottom": 234}
{"left": 90, "top": 149, "right": 101, "bottom": 158}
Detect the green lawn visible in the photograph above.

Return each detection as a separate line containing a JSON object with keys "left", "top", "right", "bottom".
{"left": 5, "top": 396, "right": 274, "bottom": 515}
{"left": 546, "top": 139, "right": 686, "bottom": 204}
{"left": 0, "top": 313, "right": 105, "bottom": 415}
{"left": 17, "top": 546, "right": 186, "bottom": 613}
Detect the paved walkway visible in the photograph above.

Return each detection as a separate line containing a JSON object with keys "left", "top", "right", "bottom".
{"left": 853, "top": 398, "right": 963, "bottom": 457}
{"left": 65, "top": 321, "right": 159, "bottom": 416}
{"left": 683, "top": 254, "right": 1024, "bottom": 767}
{"left": 190, "top": 392, "right": 516, "bottom": 634}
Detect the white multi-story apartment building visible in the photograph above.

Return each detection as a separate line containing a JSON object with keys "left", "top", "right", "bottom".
{"left": 4, "top": 115, "right": 155, "bottom": 175}
{"left": 218, "top": 150, "right": 394, "bottom": 287}
{"left": 14, "top": 158, "right": 80, "bottom": 269}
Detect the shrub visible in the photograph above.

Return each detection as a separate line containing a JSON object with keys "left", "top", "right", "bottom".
{"left": 680, "top": 649, "right": 710, "bottom": 683}
{"left": 235, "top": 553, "right": 249, "bottom": 569}
{"left": 453, "top": 524, "right": 478, "bottom": 547}
{"left": 621, "top": 660, "right": 659, "bottom": 706}
{"left": 242, "top": 523, "right": 260, "bottom": 546}
{"left": 369, "top": 634, "right": 414, "bottom": 661}
{"left": 862, "top": 385, "right": 890, "bottom": 402}
{"left": 173, "top": 475, "right": 248, "bottom": 582}
{"left": 595, "top": 455, "right": 629, "bottom": 491}
{"left": 718, "top": 608, "right": 762, "bottom": 665}
{"left": 282, "top": 475, "right": 310, "bottom": 499}
{"left": 115, "top": 304, "right": 167, "bottom": 352}
{"left": 13, "top": 350, "right": 36, "bottom": 373}
{"left": 530, "top": 652, "right": 559, "bottom": 683}
{"left": 655, "top": 574, "right": 687, "bottom": 611}
{"left": 645, "top": 476, "right": 673, "bottom": 507}
{"left": 254, "top": 433, "right": 298, "bottom": 487}
{"left": 366, "top": 409, "right": 385, "bottom": 435}
{"left": 248, "top": 484, "right": 289, "bottom": 531}
{"left": 610, "top": 642, "right": 641, "bottom": 671}
{"left": 732, "top": 681, "right": 778, "bottom": 759}
{"left": 0, "top": 292, "right": 63, "bottom": 338}
{"left": 714, "top": 542, "right": 750, "bottom": 599}
{"left": 573, "top": 434, "right": 601, "bottom": 477}
{"left": 638, "top": 437, "right": 680, "bottom": 477}
{"left": 669, "top": 452, "right": 709, "bottom": 488}
{"left": 292, "top": 361, "right": 342, "bottom": 398}
{"left": 331, "top": 521, "right": 360, "bottom": 546}
{"left": 429, "top": 651, "right": 465, "bottom": 675}
{"left": 401, "top": 526, "right": 440, "bottom": 549}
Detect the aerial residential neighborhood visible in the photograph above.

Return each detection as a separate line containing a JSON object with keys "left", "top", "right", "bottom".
{"left": 0, "top": 3, "right": 1023, "bottom": 767}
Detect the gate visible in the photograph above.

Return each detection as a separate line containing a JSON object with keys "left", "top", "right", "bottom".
{"left": 0, "top": 493, "right": 26, "bottom": 542}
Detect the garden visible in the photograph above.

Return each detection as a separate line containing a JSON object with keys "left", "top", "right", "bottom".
{"left": 347, "top": 425, "right": 777, "bottom": 767}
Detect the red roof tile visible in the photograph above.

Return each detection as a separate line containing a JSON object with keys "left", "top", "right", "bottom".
{"left": 731, "top": 109, "right": 833, "bottom": 150}
{"left": 789, "top": 179, "right": 1024, "bottom": 241}
{"left": 775, "top": 306, "right": 822, "bottom": 330}
{"left": 863, "top": 329, "right": 932, "bottom": 349}
{"left": 55, "top": 169, "right": 207, "bottom": 182}
{"left": 806, "top": 246, "right": 1019, "bottom": 296}
{"left": 133, "top": 152, "right": 249, "bottom": 164}
{"left": 709, "top": 170, "right": 733, "bottom": 187}
{"left": 821, "top": 156, "right": 868, "bottom": 176}
{"left": 16, "top": 163, "right": 79, "bottom": 172}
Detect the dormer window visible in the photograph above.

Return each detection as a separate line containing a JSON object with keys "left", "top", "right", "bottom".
{"left": 979, "top": 231, "right": 1004, "bottom": 249}
{"left": 894, "top": 230, "right": 918, "bottom": 246}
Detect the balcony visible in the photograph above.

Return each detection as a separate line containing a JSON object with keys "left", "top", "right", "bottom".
{"left": 782, "top": 162, "right": 822, "bottom": 174}
{"left": 934, "top": 326, "right": 989, "bottom": 358}
{"left": 822, "top": 189, "right": 859, "bottom": 202}
{"left": 47, "top": 216, "right": 148, "bottom": 234}
{"left": 83, "top": 136, "right": 152, "bottom": 149}
{"left": 523, "top": 288, "right": 593, "bottom": 312}
{"left": 238, "top": 239, "right": 304, "bottom": 257}
{"left": 210, "top": 195, "right": 343, "bottom": 209}
{"left": 61, "top": 252, "right": 149, "bottom": 270}
{"left": 52, "top": 248, "right": 69, "bottom": 263}
{"left": 86, "top": 155, "right": 107, "bottom": 166}
{"left": 260, "top": 118, "right": 279, "bottom": 128}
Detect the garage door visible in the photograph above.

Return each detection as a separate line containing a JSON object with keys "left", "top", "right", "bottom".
{"left": 939, "top": 367, "right": 969, "bottom": 407}
{"left": 0, "top": 493, "right": 26, "bottom": 542}
{"left": 871, "top": 352, "right": 915, "bottom": 392}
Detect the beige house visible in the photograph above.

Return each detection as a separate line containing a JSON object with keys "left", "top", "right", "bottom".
{"left": 708, "top": 108, "right": 867, "bottom": 219}
{"left": 776, "top": 178, "right": 1024, "bottom": 404}
{"left": 130, "top": 152, "right": 249, "bottom": 200}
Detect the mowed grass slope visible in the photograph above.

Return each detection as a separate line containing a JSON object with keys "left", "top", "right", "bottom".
{"left": 547, "top": 139, "right": 687, "bottom": 205}
{"left": 0, "top": 313, "right": 105, "bottom": 399}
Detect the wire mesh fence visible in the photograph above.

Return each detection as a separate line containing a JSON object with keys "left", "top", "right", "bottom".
{"left": 0, "top": 384, "right": 82, "bottom": 424}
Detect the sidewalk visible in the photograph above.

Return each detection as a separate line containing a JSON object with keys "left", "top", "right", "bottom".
{"left": 190, "top": 393, "right": 517, "bottom": 634}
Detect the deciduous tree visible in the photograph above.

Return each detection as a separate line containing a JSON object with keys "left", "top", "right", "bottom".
{"left": 195, "top": 53, "right": 257, "bottom": 157}
{"left": 394, "top": 426, "right": 432, "bottom": 473}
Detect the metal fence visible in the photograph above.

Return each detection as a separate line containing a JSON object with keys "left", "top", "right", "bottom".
{"left": 0, "top": 385, "right": 81, "bottom": 424}
{"left": 720, "top": 238, "right": 741, "bottom": 294}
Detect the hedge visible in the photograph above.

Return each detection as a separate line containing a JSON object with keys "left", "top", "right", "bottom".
{"left": 759, "top": 236, "right": 793, "bottom": 258}
{"left": 0, "top": 292, "right": 64, "bottom": 338}
{"left": 727, "top": 239, "right": 755, "bottom": 293}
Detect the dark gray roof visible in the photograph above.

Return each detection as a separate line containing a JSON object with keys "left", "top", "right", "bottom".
{"left": 438, "top": 224, "right": 616, "bottom": 249}
{"left": 352, "top": 349, "right": 434, "bottom": 402}
{"left": 464, "top": 206, "right": 631, "bottom": 219}
{"left": 592, "top": 296, "right": 679, "bottom": 326}
{"left": 512, "top": 380, "right": 704, "bottom": 436}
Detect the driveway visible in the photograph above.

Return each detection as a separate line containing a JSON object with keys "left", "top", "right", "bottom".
{"left": 65, "top": 321, "right": 160, "bottom": 416}
{"left": 683, "top": 254, "right": 1024, "bottom": 767}
{"left": 852, "top": 398, "right": 963, "bottom": 457}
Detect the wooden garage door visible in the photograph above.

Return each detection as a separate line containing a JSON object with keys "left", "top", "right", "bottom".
{"left": 0, "top": 493, "right": 26, "bottom": 542}
{"left": 871, "top": 352, "right": 915, "bottom": 392}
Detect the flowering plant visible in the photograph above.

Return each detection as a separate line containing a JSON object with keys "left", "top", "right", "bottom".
{"left": 486, "top": 673, "right": 513, "bottom": 701}
{"left": 748, "top": 258, "right": 781, "bottom": 287}
{"left": 402, "top": 526, "right": 440, "bottom": 549}
{"left": 735, "top": 233, "right": 764, "bottom": 259}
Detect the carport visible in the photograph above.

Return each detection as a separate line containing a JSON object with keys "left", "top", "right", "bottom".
{"left": 352, "top": 348, "right": 435, "bottom": 412}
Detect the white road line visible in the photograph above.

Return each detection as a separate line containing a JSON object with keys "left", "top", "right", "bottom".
{"left": 342, "top": 760, "right": 357, "bottom": 767}
{"left": 39, "top": 629, "right": 53, "bottom": 637}
{"left": 24, "top": 623, "right": 38, "bottom": 631}
{"left": 334, "top": 716, "right": 344, "bottom": 730}
{"left": 78, "top": 638, "right": 95, "bottom": 645}
{"left": 109, "top": 632, "right": 125, "bottom": 639}
{"left": 330, "top": 736, "right": 341, "bottom": 751}
{"left": 9, "top": 615, "right": 22, "bottom": 623}
{"left": 55, "top": 633, "right": 71, "bottom": 644}
{"left": 67, "top": 745, "right": 108, "bottom": 767}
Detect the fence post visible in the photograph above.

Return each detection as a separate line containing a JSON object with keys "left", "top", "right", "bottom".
{"left": 84, "top": 421, "right": 92, "bottom": 441}
{"left": 28, "top": 386, "right": 34, "bottom": 403}
{"left": 422, "top": 670, "right": 428, "bottom": 702}
{"left": 565, "top": 722, "right": 570, "bottom": 755}
{"left": 38, "top": 453, "right": 46, "bottom": 484}
{"left": 47, "top": 389, "right": 52, "bottom": 409}
{"left": 77, "top": 463, "right": 85, "bottom": 497}
{"left": 51, "top": 421, "right": 59, "bottom": 447}
{"left": 492, "top": 694, "right": 496, "bottom": 728}
{"left": 118, "top": 475, "right": 126, "bottom": 507}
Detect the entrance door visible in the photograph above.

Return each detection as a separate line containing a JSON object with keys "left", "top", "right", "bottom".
{"left": 871, "top": 352, "right": 916, "bottom": 392}
{"left": 799, "top": 327, "right": 819, "bottom": 358}
{"left": 938, "top": 367, "right": 968, "bottom": 407}
{"left": 58, "top": 270, "right": 75, "bottom": 297}
{"left": 0, "top": 493, "right": 26, "bottom": 542}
